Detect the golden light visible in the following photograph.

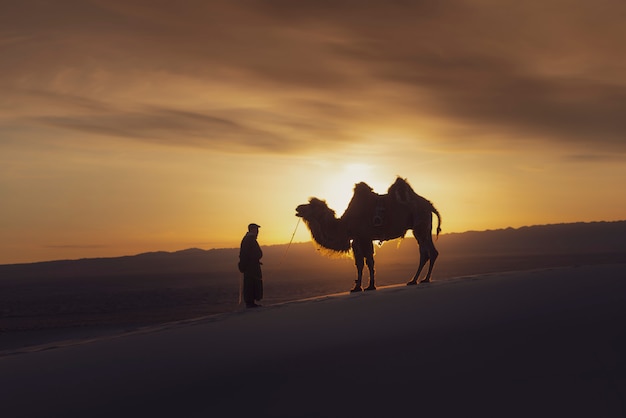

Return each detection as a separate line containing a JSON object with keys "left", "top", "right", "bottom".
{"left": 318, "top": 163, "right": 391, "bottom": 217}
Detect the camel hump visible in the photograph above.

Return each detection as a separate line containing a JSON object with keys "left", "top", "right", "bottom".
{"left": 388, "top": 177, "right": 416, "bottom": 204}
{"left": 353, "top": 182, "right": 374, "bottom": 195}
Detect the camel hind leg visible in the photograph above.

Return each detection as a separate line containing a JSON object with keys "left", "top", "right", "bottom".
{"left": 419, "top": 235, "right": 438, "bottom": 283}
{"left": 407, "top": 233, "right": 439, "bottom": 285}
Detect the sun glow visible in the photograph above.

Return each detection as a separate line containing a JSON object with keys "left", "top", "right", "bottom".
{"left": 319, "top": 163, "right": 391, "bottom": 217}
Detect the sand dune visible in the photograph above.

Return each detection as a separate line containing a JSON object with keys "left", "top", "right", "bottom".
{"left": 3, "top": 221, "right": 625, "bottom": 352}
{"left": 1, "top": 263, "right": 625, "bottom": 417}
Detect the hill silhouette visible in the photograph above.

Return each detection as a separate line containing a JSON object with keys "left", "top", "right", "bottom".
{"left": 1, "top": 221, "right": 625, "bottom": 345}
{"left": 2, "top": 220, "right": 624, "bottom": 278}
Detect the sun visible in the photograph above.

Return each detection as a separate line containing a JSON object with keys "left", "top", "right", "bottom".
{"left": 320, "top": 163, "right": 390, "bottom": 216}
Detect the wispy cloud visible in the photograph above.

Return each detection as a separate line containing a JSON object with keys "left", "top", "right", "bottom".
{"left": 2, "top": 0, "right": 625, "bottom": 154}
{"left": 32, "top": 107, "right": 285, "bottom": 151}
{"left": 44, "top": 244, "right": 109, "bottom": 249}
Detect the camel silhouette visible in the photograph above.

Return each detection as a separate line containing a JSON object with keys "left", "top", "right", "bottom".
{"left": 295, "top": 177, "right": 441, "bottom": 292}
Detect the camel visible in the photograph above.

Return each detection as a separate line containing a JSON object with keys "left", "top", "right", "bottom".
{"left": 295, "top": 177, "right": 442, "bottom": 292}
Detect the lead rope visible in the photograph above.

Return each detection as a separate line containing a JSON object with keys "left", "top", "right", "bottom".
{"left": 278, "top": 217, "right": 301, "bottom": 268}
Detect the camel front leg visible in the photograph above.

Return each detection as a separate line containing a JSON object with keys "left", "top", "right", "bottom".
{"left": 360, "top": 239, "right": 376, "bottom": 291}
{"left": 365, "top": 253, "right": 376, "bottom": 291}
{"left": 352, "top": 257, "right": 364, "bottom": 292}
{"left": 351, "top": 240, "right": 364, "bottom": 292}
{"left": 353, "top": 238, "right": 376, "bottom": 291}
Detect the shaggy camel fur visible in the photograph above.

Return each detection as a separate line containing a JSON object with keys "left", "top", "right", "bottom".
{"left": 295, "top": 177, "right": 441, "bottom": 291}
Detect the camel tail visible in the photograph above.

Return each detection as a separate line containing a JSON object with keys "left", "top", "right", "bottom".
{"left": 432, "top": 206, "right": 442, "bottom": 239}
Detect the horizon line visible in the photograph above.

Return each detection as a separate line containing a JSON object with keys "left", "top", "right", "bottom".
{"left": 2, "top": 219, "right": 624, "bottom": 267}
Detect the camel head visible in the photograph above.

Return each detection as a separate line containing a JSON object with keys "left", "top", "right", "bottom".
{"left": 295, "top": 198, "right": 351, "bottom": 253}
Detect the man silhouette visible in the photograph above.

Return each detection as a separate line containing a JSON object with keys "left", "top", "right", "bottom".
{"left": 239, "top": 223, "right": 263, "bottom": 308}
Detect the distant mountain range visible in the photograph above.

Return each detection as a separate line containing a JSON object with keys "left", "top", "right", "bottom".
{"left": 1, "top": 221, "right": 625, "bottom": 281}
{"left": 432, "top": 220, "right": 626, "bottom": 255}
{"left": 2, "top": 221, "right": 625, "bottom": 338}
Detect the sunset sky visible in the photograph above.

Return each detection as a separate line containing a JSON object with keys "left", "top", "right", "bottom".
{"left": 2, "top": 0, "right": 625, "bottom": 264}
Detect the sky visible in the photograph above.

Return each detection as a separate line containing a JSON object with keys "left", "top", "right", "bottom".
{"left": 1, "top": 0, "right": 625, "bottom": 264}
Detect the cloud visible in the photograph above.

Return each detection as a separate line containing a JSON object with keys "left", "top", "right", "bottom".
{"left": 23, "top": 100, "right": 360, "bottom": 153}
{"left": 564, "top": 153, "right": 626, "bottom": 163}
{"left": 2, "top": 0, "right": 626, "bottom": 155}
{"left": 369, "top": 51, "right": 626, "bottom": 148}
{"left": 44, "top": 244, "right": 109, "bottom": 249}
{"left": 31, "top": 106, "right": 291, "bottom": 152}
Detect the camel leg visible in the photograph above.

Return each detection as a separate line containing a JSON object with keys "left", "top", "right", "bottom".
{"left": 411, "top": 233, "right": 439, "bottom": 283}
{"left": 407, "top": 238, "right": 429, "bottom": 285}
{"left": 420, "top": 239, "right": 439, "bottom": 283}
{"left": 364, "top": 242, "right": 376, "bottom": 291}
{"left": 352, "top": 258, "right": 364, "bottom": 292}
{"left": 351, "top": 241, "right": 364, "bottom": 292}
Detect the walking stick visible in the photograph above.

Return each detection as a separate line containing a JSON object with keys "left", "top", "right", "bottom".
{"left": 238, "top": 273, "right": 244, "bottom": 307}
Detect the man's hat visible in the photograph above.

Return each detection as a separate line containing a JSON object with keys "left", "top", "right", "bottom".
{"left": 248, "top": 223, "right": 261, "bottom": 231}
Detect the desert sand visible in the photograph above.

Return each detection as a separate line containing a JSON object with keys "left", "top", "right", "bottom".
{"left": 1, "top": 263, "right": 625, "bottom": 417}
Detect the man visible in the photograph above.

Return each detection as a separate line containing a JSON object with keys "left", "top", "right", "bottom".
{"left": 238, "top": 223, "right": 263, "bottom": 308}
